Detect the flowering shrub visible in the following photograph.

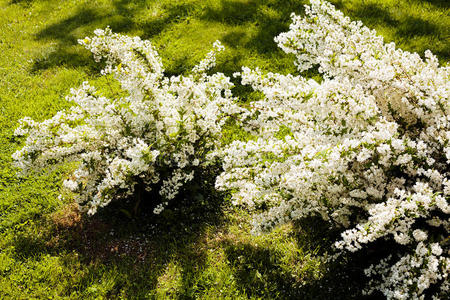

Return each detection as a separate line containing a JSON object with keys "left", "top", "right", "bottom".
{"left": 216, "top": 1, "right": 449, "bottom": 299}
{"left": 11, "top": 1, "right": 450, "bottom": 298}
{"left": 13, "top": 28, "right": 239, "bottom": 215}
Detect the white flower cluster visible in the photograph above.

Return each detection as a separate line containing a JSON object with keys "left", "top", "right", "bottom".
{"left": 13, "top": 27, "right": 239, "bottom": 215}
{"left": 216, "top": 1, "right": 449, "bottom": 298}
{"left": 12, "top": 2, "right": 449, "bottom": 297}
{"left": 364, "top": 242, "right": 449, "bottom": 300}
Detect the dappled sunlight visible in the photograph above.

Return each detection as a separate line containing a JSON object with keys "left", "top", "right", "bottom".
{"left": 0, "top": 0, "right": 448, "bottom": 298}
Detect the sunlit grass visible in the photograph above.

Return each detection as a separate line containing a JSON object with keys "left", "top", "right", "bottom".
{"left": 0, "top": 0, "right": 448, "bottom": 298}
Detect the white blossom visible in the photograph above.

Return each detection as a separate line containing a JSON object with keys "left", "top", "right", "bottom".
{"left": 216, "top": 1, "right": 449, "bottom": 298}
{"left": 13, "top": 28, "right": 241, "bottom": 215}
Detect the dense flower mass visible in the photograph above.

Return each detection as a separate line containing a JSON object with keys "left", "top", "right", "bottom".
{"left": 12, "top": 1, "right": 449, "bottom": 298}
{"left": 13, "top": 28, "right": 239, "bottom": 215}
{"left": 216, "top": 1, "right": 449, "bottom": 299}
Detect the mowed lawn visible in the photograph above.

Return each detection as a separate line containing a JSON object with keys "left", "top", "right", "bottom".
{"left": 0, "top": 0, "right": 448, "bottom": 299}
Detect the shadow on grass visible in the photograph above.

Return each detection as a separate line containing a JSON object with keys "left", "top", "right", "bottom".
{"left": 30, "top": 0, "right": 307, "bottom": 76}
{"left": 30, "top": 0, "right": 197, "bottom": 74}
{"left": 9, "top": 0, "right": 45, "bottom": 5}
{"left": 331, "top": 0, "right": 449, "bottom": 61}
{"left": 9, "top": 0, "right": 449, "bottom": 297}
{"left": 10, "top": 167, "right": 227, "bottom": 298}
{"left": 223, "top": 242, "right": 378, "bottom": 299}
{"left": 10, "top": 205, "right": 385, "bottom": 298}
{"left": 413, "top": 0, "right": 450, "bottom": 8}
{"left": 223, "top": 241, "right": 304, "bottom": 299}
{"left": 218, "top": 217, "right": 384, "bottom": 299}
{"left": 201, "top": 0, "right": 306, "bottom": 55}
{"left": 7, "top": 171, "right": 390, "bottom": 299}
{"left": 31, "top": 0, "right": 448, "bottom": 76}
{"left": 7, "top": 166, "right": 385, "bottom": 299}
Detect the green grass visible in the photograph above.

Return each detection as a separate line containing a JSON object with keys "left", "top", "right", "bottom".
{"left": 0, "top": 0, "right": 448, "bottom": 298}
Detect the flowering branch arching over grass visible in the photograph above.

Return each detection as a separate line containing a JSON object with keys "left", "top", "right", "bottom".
{"left": 11, "top": 1, "right": 449, "bottom": 298}
{"left": 13, "top": 27, "right": 241, "bottom": 216}
{"left": 216, "top": 1, "right": 449, "bottom": 299}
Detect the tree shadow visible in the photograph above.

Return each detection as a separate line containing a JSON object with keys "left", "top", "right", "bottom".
{"left": 31, "top": 7, "right": 104, "bottom": 74}
{"left": 30, "top": 0, "right": 197, "bottom": 74}
{"left": 345, "top": 2, "right": 442, "bottom": 39}
{"left": 395, "top": 15, "right": 440, "bottom": 37}
{"left": 201, "top": 0, "right": 307, "bottom": 56}
{"left": 9, "top": 0, "right": 44, "bottom": 5}
{"left": 29, "top": 0, "right": 306, "bottom": 75}
{"left": 31, "top": 0, "right": 448, "bottom": 76}
{"left": 331, "top": 0, "right": 449, "bottom": 61}
{"left": 413, "top": 0, "right": 450, "bottom": 8}
{"left": 341, "top": 2, "right": 399, "bottom": 27}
